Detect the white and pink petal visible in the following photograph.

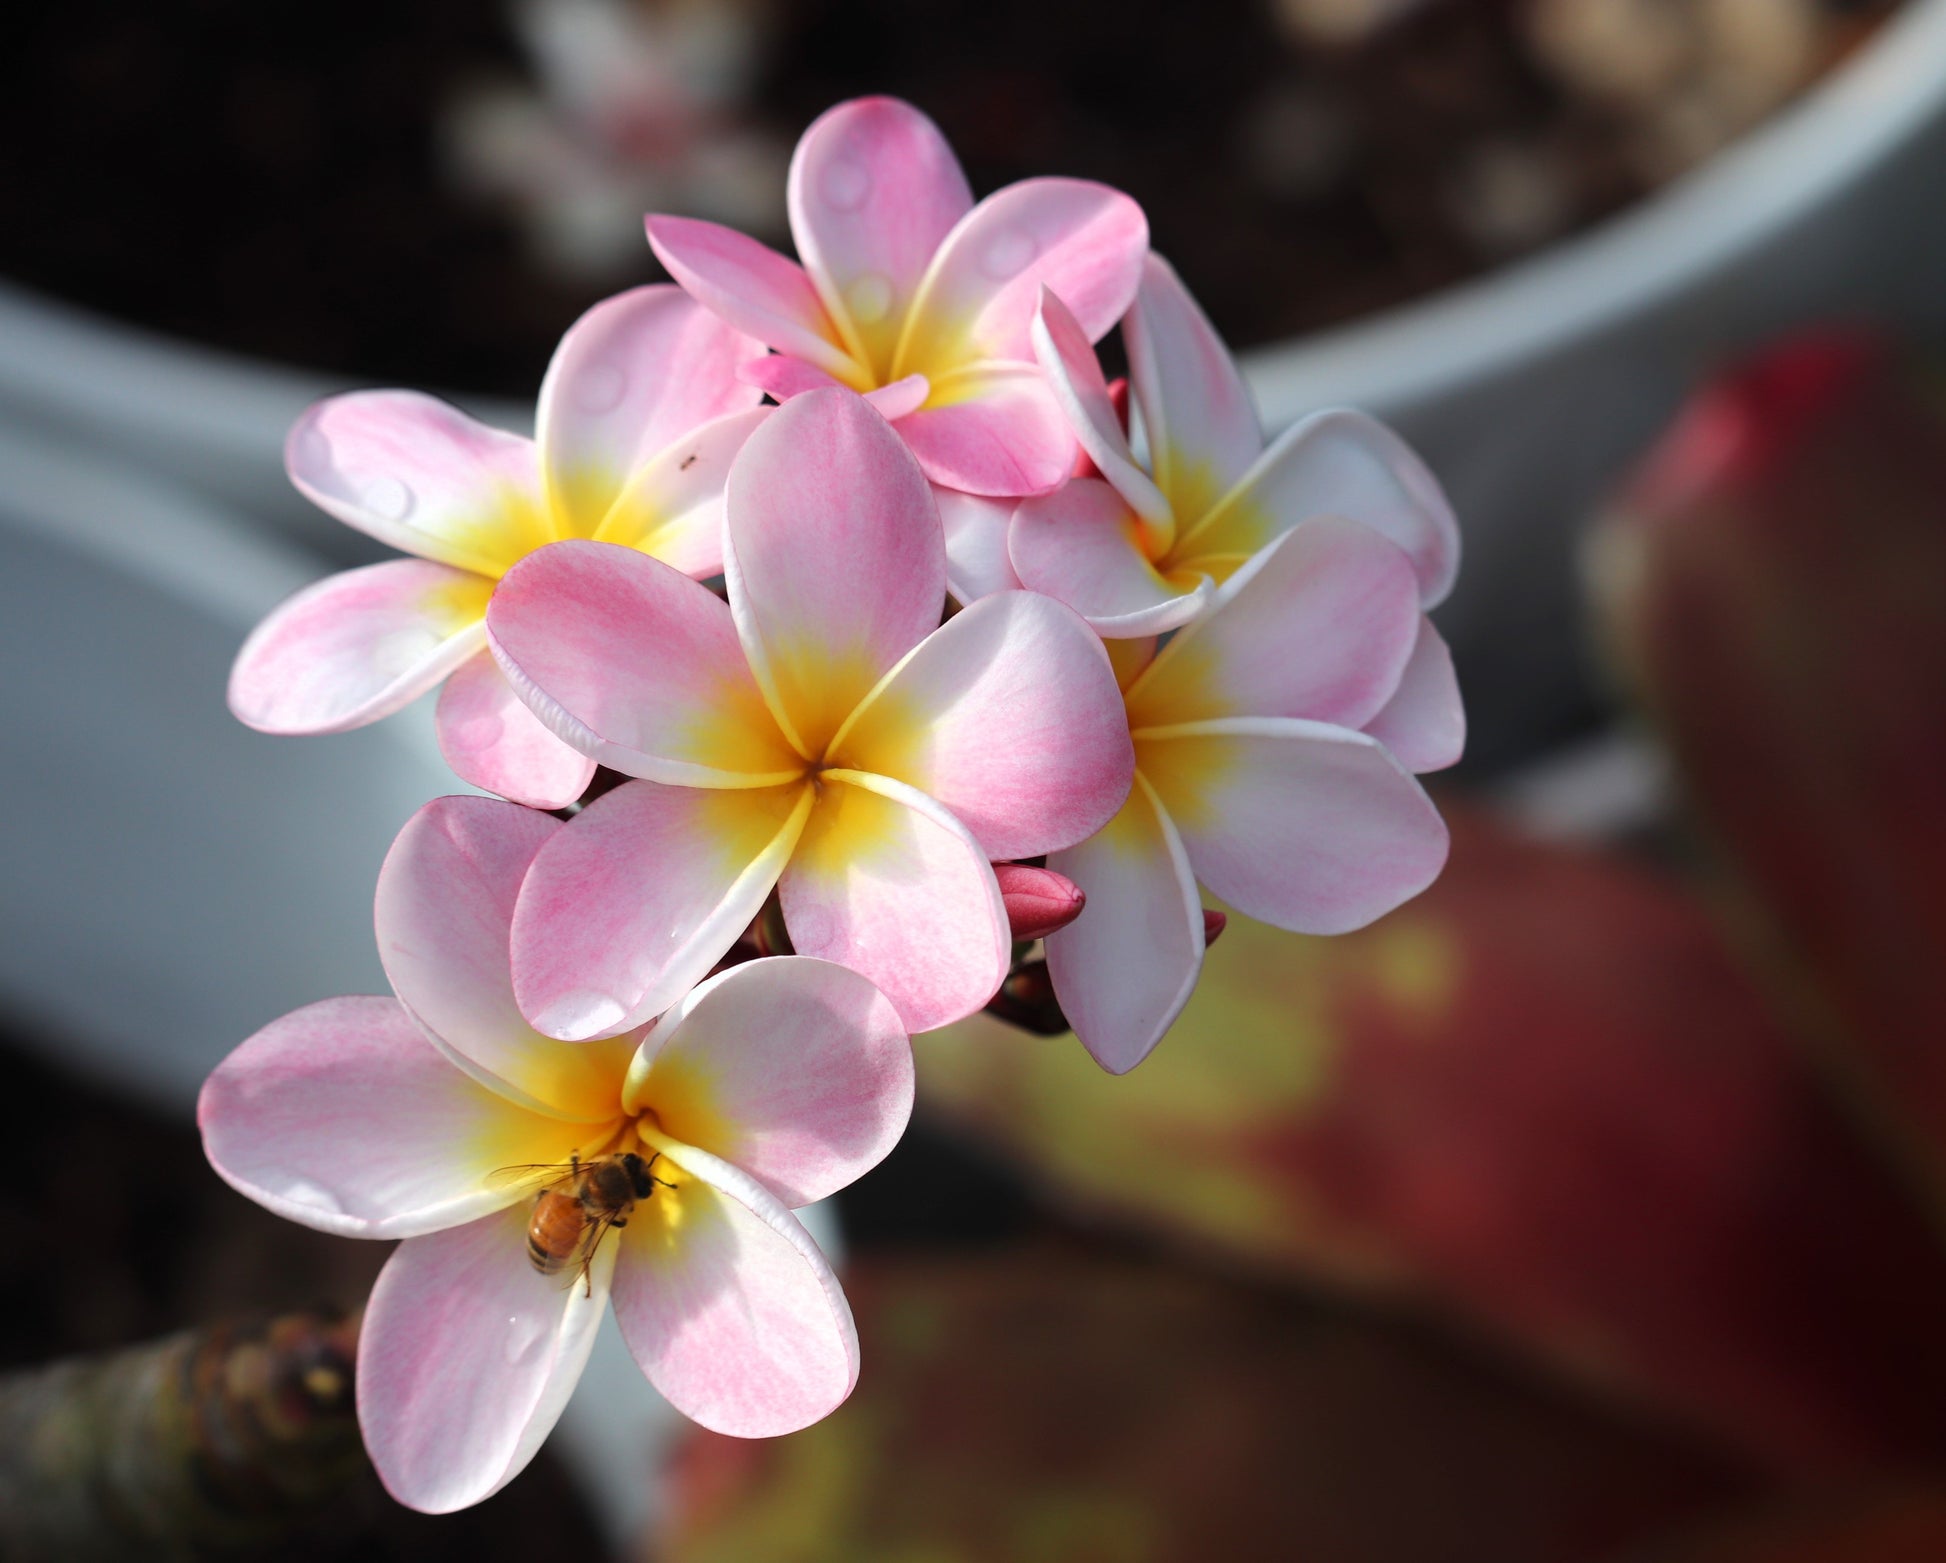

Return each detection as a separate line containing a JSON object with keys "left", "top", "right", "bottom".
{"left": 623, "top": 956, "right": 913, "bottom": 1208}
{"left": 1362, "top": 616, "right": 1466, "bottom": 773}
{"left": 358, "top": 1205, "right": 614, "bottom": 1513}
{"left": 1032, "top": 287, "right": 1168, "bottom": 524}
{"left": 833, "top": 590, "right": 1134, "bottom": 860}
{"left": 436, "top": 650, "right": 597, "bottom": 812}
{"left": 197, "top": 996, "right": 590, "bottom": 1240}
{"left": 1010, "top": 478, "right": 1212, "bottom": 637}
{"left": 612, "top": 1135, "right": 858, "bottom": 1438}
{"left": 228, "top": 559, "right": 490, "bottom": 736}
{"left": 893, "top": 365, "right": 1077, "bottom": 499}
{"left": 1137, "top": 717, "right": 1450, "bottom": 935}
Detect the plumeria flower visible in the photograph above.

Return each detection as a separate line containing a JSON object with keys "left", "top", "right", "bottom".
{"left": 199, "top": 795, "right": 912, "bottom": 1512}
{"left": 1008, "top": 254, "right": 1460, "bottom": 634}
{"left": 645, "top": 96, "right": 1147, "bottom": 525}
{"left": 488, "top": 386, "right": 1134, "bottom": 1039}
{"left": 228, "top": 285, "right": 767, "bottom": 808}
{"left": 1046, "top": 515, "right": 1464, "bottom": 1074}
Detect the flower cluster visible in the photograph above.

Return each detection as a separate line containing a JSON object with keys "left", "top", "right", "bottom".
{"left": 199, "top": 96, "right": 1462, "bottom": 1513}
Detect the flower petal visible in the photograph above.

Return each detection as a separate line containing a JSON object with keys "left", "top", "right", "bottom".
{"left": 789, "top": 96, "right": 974, "bottom": 381}
{"left": 536, "top": 284, "right": 764, "bottom": 536}
{"left": 512, "top": 779, "right": 814, "bottom": 1041}
{"left": 1180, "top": 409, "right": 1460, "bottom": 608}
{"left": 834, "top": 591, "right": 1135, "bottom": 860}
{"left": 1138, "top": 717, "right": 1450, "bottom": 934}
{"left": 489, "top": 540, "right": 803, "bottom": 786}
{"left": 1045, "top": 776, "right": 1206, "bottom": 1074}
{"left": 285, "top": 391, "right": 547, "bottom": 577}
{"left": 437, "top": 649, "right": 597, "bottom": 811}
{"left": 1009, "top": 477, "right": 1212, "bottom": 637}
{"left": 197, "top": 996, "right": 589, "bottom": 1239}
{"left": 377, "top": 796, "right": 636, "bottom": 1115}
{"left": 1032, "top": 286, "right": 1168, "bottom": 525}
{"left": 1363, "top": 616, "right": 1466, "bottom": 773}
{"left": 359, "top": 1205, "right": 614, "bottom": 1513}
{"left": 780, "top": 771, "right": 1010, "bottom": 1033}
{"left": 894, "top": 365, "right": 1077, "bottom": 498}
{"left": 624, "top": 956, "right": 913, "bottom": 1206}
{"left": 590, "top": 406, "right": 770, "bottom": 576}
{"left": 1125, "top": 517, "right": 1422, "bottom": 732}
{"left": 1124, "top": 253, "right": 1262, "bottom": 522}
{"left": 724, "top": 388, "right": 946, "bottom": 754}
{"left": 646, "top": 215, "right": 860, "bottom": 384}
{"left": 228, "top": 559, "right": 489, "bottom": 735}
{"left": 896, "top": 178, "right": 1147, "bottom": 374}
{"left": 612, "top": 1135, "right": 857, "bottom": 1437}
{"left": 938, "top": 489, "right": 1023, "bottom": 603}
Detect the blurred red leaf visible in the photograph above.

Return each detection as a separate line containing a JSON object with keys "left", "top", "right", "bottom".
{"left": 657, "top": 1245, "right": 1751, "bottom": 1563}
{"left": 1590, "top": 331, "right": 1946, "bottom": 1173}
{"left": 918, "top": 810, "right": 1946, "bottom": 1474}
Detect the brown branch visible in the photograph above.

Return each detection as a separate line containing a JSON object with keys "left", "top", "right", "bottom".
{"left": 0, "top": 1309, "right": 364, "bottom": 1561}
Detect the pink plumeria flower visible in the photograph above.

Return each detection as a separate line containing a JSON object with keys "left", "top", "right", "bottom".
{"left": 645, "top": 96, "right": 1147, "bottom": 522}
{"left": 1046, "top": 516, "right": 1464, "bottom": 1073}
{"left": 228, "top": 285, "right": 767, "bottom": 808}
{"left": 199, "top": 795, "right": 911, "bottom": 1513}
{"left": 1009, "top": 254, "right": 1460, "bottom": 635}
{"left": 488, "top": 386, "right": 1134, "bottom": 1040}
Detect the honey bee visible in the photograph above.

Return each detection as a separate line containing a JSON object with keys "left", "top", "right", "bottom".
{"left": 495, "top": 1151, "right": 674, "bottom": 1293}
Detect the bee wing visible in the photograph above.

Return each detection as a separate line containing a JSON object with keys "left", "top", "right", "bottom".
{"left": 485, "top": 1161, "right": 579, "bottom": 1195}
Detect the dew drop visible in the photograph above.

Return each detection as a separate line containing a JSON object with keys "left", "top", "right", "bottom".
{"left": 359, "top": 475, "right": 415, "bottom": 521}
{"left": 277, "top": 1177, "right": 345, "bottom": 1216}
{"left": 981, "top": 229, "right": 1039, "bottom": 281}
{"left": 820, "top": 158, "right": 871, "bottom": 213}
{"left": 501, "top": 1307, "right": 549, "bottom": 1367}
{"left": 573, "top": 362, "right": 628, "bottom": 416}
{"left": 846, "top": 273, "right": 894, "bottom": 326}
{"left": 789, "top": 905, "right": 834, "bottom": 951}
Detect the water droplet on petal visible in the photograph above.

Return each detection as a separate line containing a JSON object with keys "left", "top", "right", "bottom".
{"left": 359, "top": 475, "right": 415, "bottom": 521}
{"left": 277, "top": 1177, "right": 345, "bottom": 1215}
{"left": 981, "top": 230, "right": 1038, "bottom": 281}
{"left": 573, "top": 362, "right": 628, "bottom": 416}
{"left": 502, "top": 1306, "right": 550, "bottom": 1367}
{"left": 846, "top": 273, "right": 894, "bottom": 326}
{"left": 820, "top": 158, "right": 871, "bottom": 213}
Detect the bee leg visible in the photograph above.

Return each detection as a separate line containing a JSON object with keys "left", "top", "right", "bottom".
{"left": 611, "top": 1218, "right": 627, "bottom": 1228}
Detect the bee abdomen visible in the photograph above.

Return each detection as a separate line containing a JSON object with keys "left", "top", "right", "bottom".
{"left": 526, "top": 1190, "right": 585, "bottom": 1275}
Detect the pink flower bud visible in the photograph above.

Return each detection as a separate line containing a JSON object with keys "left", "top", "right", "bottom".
{"left": 994, "top": 863, "right": 1087, "bottom": 941}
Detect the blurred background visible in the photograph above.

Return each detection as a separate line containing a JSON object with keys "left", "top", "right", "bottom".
{"left": 4, "top": 1, "right": 1946, "bottom": 1557}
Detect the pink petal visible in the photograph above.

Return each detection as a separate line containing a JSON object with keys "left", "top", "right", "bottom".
{"left": 938, "top": 489, "right": 1023, "bottom": 603}
{"left": 488, "top": 540, "right": 803, "bottom": 786}
{"left": 437, "top": 649, "right": 596, "bottom": 811}
{"left": 1181, "top": 409, "right": 1460, "bottom": 608}
{"left": 376, "top": 796, "right": 636, "bottom": 1115}
{"left": 623, "top": 956, "right": 913, "bottom": 1207}
{"left": 228, "top": 559, "right": 489, "bottom": 735}
{"left": 646, "top": 215, "right": 860, "bottom": 384}
{"left": 739, "top": 353, "right": 843, "bottom": 401}
{"left": 834, "top": 591, "right": 1135, "bottom": 860}
{"left": 359, "top": 1205, "right": 612, "bottom": 1513}
{"left": 589, "top": 406, "right": 771, "bottom": 576}
{"left": 1010, "top": 477, "right": 1213, "bottom": 636}
{"left": 780, "top": 772, "right": 1010, "bottom": 1033}
{"left": 511, "top": 779, "right": 813, "bottom": 1041}
{"left": 1032, "top": 286, "right": 1168, "bottom": 524}
{"left": 611, "top": 1138, "right": 857, "bottom": 1437}
{"left": 1124, "top": 253, "right": 1262, "bottom": 520}
{"left": 536, "top": 284, "right": 765, "bottom": 536}
{"left": 788, "top": 96, "right": 974, "bottom": 380}
{"left": 1363, "top": 616, "right": 1466, "bottom": 773}
{"left": 723, "top": 388, "right": 946, "bottom": 754}
{"left": 1137, "top": 718, "right": 1450, "bottom": 934}
{"left": 899, "top": 177, "right": 1148, "bottom": 373}
{"left": 1045, "top": 777, "right": 1206, "bottom": 1075}
{"left": 894, "top": 366, "right": 1077, "bottom": 498}
{"left": 285, "top": 391, "right": 546, "bottom": 576}
{"left": 866, "top": 373, "right": 931, "bottom": 421}
{"left": 197, "top": 996, "right": 587, "bottom": 1239}
{"left": 1125, "top": 517, "right": 1422, "bottom": 732}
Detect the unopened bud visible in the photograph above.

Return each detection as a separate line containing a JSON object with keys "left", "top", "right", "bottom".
{"left": 994, "top": 863, "right": 1086, "bottom": 941}
{"left": 1202, "top": 909, "right": 1228, "bottom": 946}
